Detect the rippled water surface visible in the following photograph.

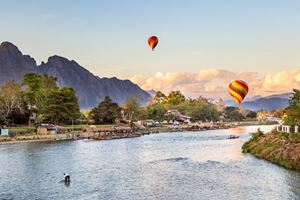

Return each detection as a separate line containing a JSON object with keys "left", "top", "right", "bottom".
{"left": 0, "top": 125, "right": 299, "bottom": 200}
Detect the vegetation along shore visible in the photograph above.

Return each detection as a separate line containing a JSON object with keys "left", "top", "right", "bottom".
{"left": 243, "top": 89, "right": 300, "bottom": 171}
{"left": 0, "top": 72, "right": 276, "bottom": 144}
{"left": 242, "top": 129, "right": 300, "bottom": 171}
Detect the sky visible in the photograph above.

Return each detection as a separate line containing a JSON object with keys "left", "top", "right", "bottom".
{"left": 0, "top": 0, "right": 299, "bottom": 99}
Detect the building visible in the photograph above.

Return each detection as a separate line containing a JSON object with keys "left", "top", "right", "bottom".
{"left": 165, "top": 110, "right": 191, "bottom": 123}
{"left": 37, "top": 124, "right": 59, "bottom": 135}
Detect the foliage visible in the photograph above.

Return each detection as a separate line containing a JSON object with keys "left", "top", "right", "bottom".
{"left": 246, "top": 110, "right": 257, "bottom": 118}
{"left": 153, "top": 91, "right": 166, "bottom": 104}
{"left": 146, "top": 103, "right": 166, "bottom": 121}
{"left": 0, "top": 81, "right": 26, "bottom": 124}
{"left": 90, "top": 96, "right": 121, "bottom": 124}
{"left": 41, "top": 87, "right": 80, "bottom": 124}
{"left": 123, "top": 96, "right": 141, "bottom": 121}
{"left": 181, "top": 99, "right": 219, "bottom": 122}
{"left": 0, "top": 81, "right": 24, "bottom": 116}
{"left": 22, "top": 73, "right": 59, "bottom": 124}
{"left": 224, "top": 107, "right": 245, "bottom": 121}
{"left": 0, "top": 113, "right": 5, "bottom": 125}
{"left": 284, "top": 89, "right": 300, "bottom": 125}
{"left": 272, "top": 109, "right": 285, "bottom": 118}
{"left": 136, "top": 107, "right": 149, "bottom": 121}
{"left": 23, "top": 73, "right": 43, "bottom": 110}
{"left": 165, "top": 91, "right": 185, "bottom": 105}
{"left": 21, "top": 73, "right": 81, "bottom": 124}
{"left": 242, "top": 130, "right": 300, "bottom": 171}
{"left": 8, "top": 126, "right": 36, "bottom": 135}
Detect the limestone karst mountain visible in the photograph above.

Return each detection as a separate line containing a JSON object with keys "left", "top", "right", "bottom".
{"left": 0, "top": 42, "right": 151, "bottom": 108}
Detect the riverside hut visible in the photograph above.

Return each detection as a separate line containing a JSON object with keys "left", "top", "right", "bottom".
{"left": 37, "top": 124, "right": 59, "bottom": 135}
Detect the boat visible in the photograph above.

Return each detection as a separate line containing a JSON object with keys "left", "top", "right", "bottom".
{"left": 228, "top": 135, "right": 239, "bottom": 139}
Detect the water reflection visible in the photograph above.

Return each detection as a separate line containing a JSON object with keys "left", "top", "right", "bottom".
{"left": 0, "top": 125, "right": 299, "bottom": 200}
{"left": 229, "top": 126, "right": 246, "bottom": 135}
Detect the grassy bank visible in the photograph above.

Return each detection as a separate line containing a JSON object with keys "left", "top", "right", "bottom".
{"left": 242, "top": 129, "right": 300, "bottom": 171}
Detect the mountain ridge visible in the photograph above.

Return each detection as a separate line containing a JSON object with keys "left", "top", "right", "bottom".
{"left": 0, "top": 41, "right": 151, "bottom": 108}
{"left": 225, "top": 93, "right": 291, "bottom": 111}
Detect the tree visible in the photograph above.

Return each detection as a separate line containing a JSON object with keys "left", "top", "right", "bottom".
{"left": 90, "top": 96, "right": 121, "bottom": 124}
{"left": 284, "top": 89, "right": 300, "bottom": 125}
{"left": 146, "top": 103, "right": 166, "bottom": 121}
{"left": 0, "top": 81, "right": 25, "bottom": 122}
{"left": 42, "top": 87, "right": 80, "bottom": 124}
{"left": 272, "top": 109, "right": 285, "bottom": 118}
{"left": 166, "top": 91, "right": 185, "bottom": 105}
{"left": 136, "top": 107, "right": 149, "bottom": 121}
{"left": 123, "top": 96, "right": 141, "bottom": 121}
{"left": 153, "top": 91, "right": 166, "bottom": 104}
{"left": 0, "top": 113, "right": 5, "bottom": 125}
{"left": 23, "top": 73, "right": 58, "bottom": 123}
{"left": 246, "top": 111, "right": 257, "bottom": 118}
{"left": 224, "top": 107, "right": 245, "bottom": 121}
{"left": 40, "top": 74, "right": 58, "bottom": 95}
{"left": 23, "top": 73, "right": 43, "bottom": 110}
{"left": 183, "top": 100, "right": 219, "bottom": 122}
{"left": 196, "top": 96, "right": 210, "bottom": 104}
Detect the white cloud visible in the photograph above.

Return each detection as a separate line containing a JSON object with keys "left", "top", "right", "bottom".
{"left": 129, "top": 69, "right": 300, "bottom": 99}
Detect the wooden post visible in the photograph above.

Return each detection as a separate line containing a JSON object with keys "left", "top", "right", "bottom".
{"left": 295, "top": 126, "right": 299, "bottom": 133}
{"left": 287, "top": 126, "right": 290, "bottom": 133}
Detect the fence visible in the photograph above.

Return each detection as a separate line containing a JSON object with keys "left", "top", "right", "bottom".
{"left": 276, "top": 125, "right": 299, "bottom": 133}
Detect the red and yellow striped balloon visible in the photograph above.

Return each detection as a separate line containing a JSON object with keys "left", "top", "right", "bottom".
{"left": 228, "top": 80, "right": 249, "bottom": 105}
{"left": 148, "top": 36, "right": 158, "bottom": 51}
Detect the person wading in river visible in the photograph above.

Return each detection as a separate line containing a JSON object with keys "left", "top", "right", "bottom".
{"left": 64, "top": 173, "right": 70, "bottom": 184}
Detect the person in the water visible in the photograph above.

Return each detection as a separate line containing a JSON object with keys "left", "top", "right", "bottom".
{"left": 64, "top": 173, "right": 70, "bottom": 183}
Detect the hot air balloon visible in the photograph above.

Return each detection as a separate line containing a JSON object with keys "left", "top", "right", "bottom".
{"left": 148, "top": 36, "right": 158, "bottom": 51}
{"left": 228, "top": 80, "right": 249, "bottom": 105}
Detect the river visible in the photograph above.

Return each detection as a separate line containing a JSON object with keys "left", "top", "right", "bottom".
{"left": 0, "top": 125, "right": 299, "bottom": 200}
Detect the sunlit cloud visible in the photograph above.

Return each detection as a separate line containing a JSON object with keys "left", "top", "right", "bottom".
{"left": 129, "top": 69, "right": 300, "bottom": 99}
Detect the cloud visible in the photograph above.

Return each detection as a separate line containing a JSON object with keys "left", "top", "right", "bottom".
{"left": 129, "top": 69, "right": 300, "bottom": 99}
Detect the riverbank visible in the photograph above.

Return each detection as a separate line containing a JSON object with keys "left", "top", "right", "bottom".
{"left": 0, "top": 133, "right": 74, "bottom": 144}
{"left": 0, "top": 121, "right": 276, "bottom": 145}
{"left": 0, "top": 125, "right": 227, "bottom": 144}
{"left": 242, "top": 129, "right": 300, "bottom": 171}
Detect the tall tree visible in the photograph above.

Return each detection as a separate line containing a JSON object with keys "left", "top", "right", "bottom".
{"left": 166, "top": 91, "right": 185, "bottom": 105}
{"left": 284, "top": 89, "right": 300, "bottom": 125}
{"left": 146, "top": 103, "right": 166, "bottom": 121}
{"left": 23, "top": 73, "right": 43, "bottom": 110}
{"left": 153, "top": 91, "right": 166, "bottom": 104}
{"left": 42, "top": 87, "right": 80, "bottom": 124}
{"left": 0, "top": 81, "right": 24, "bottom": 120}
{"left": 23, "top": 73, "right": 57, "bottom": 109}
{"left": 183, "top": 100, "right": 219, "bottom": 122}
{"left": 90, "top": 96, "right": 121, "bottom": 124}
{"left": 23, "top": 73, "right": 59, "bottom": 124}
{"left": 123, "top": 96, "right": 140, "bottom": 121}
{"left": 224, "top": 107, "right": 244, "bottom": 121}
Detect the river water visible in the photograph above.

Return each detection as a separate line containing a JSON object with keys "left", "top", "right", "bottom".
{"left": 0, "top": 125, "right": 299, "bottom": 200}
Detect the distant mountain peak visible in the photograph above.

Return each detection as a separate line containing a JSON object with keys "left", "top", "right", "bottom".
{"left": 0, "top": 41, "right": 150, "bottom": 108}
{"left": 0, "top": 41, "right": 23, "bottom": 56}
{"left": 47, "top": 55, "right": 73, "bottom": 65}
{"left": 0, "top": 41, "right": 18, "bottom": 49}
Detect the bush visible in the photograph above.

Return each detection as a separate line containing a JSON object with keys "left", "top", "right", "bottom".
{"left": 0, "top": 113, "right": 5, "bottom": 125}
{"left": 8, "top": 127, "right": 36, "bottom": 135}
{"left": 251, "top": 128, "right": 264, "bottom": 140}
